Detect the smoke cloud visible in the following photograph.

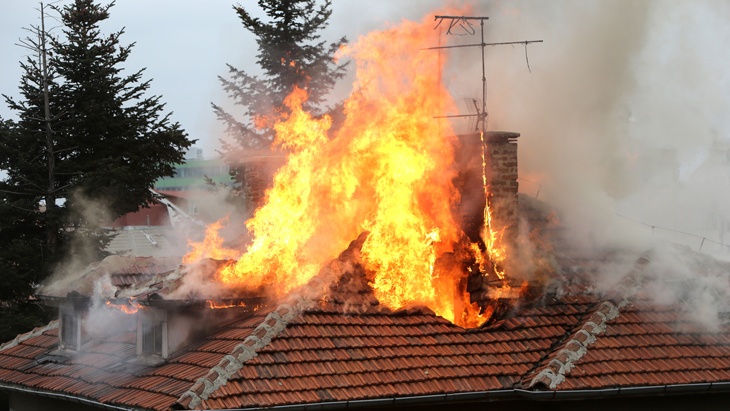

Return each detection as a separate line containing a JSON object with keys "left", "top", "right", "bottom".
{"left": 204, "top": 1, "right": 730, "bottom": 327}
{"left": 444, "top": 0, "right": 730, "bottom": 328}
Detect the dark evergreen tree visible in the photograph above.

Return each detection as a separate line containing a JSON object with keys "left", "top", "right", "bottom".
{"left": 214, "top": 0, "right": 348, "bottom": 197}
{"left": 0, "top": 3, "right": 66, "bottom": 342}
{"left": 0, "top": 0, "right": 193, "bottom": 341}
{"left": 52, "top": 0, "right": 193, "bottom": 221}
{"left": 0, "top": 118, "right": 53, "bottom": 343}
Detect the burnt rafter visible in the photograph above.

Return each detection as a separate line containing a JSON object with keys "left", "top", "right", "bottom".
{"left": 428, "top": 15, "right": 543, "bottom": 132}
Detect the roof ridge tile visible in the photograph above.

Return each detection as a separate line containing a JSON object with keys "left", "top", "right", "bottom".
{"left": 175, "top": 296, "right": 316, "bottom": 409}
{"left": 527, "top": 253, "right": 651, "bottom": 390}
{"left": 0, "top": 320, "right": 59, "bottom": 353}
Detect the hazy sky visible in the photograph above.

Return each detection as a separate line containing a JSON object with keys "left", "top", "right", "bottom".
{"left": 4, "top": 1, "right": 730, "bottom": 249}
{"left": 0, "top": 0, "right": 446, "bottom": 156}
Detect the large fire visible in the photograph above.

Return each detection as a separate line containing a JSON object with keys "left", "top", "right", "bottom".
{"left": 184, "top": 12, "right": 510, "bottom": 327}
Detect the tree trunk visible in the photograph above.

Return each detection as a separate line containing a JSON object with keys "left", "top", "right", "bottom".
{"left": 40, "top": 2, "right": 57, "bottom": 256}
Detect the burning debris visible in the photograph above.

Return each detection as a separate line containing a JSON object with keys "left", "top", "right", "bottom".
{"left": 37, "top": 255, "right": 268, "bottom": 318}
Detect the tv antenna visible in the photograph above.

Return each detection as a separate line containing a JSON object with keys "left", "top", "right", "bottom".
{"left": 428, "top": 15, "right": 542, "bottom": 132}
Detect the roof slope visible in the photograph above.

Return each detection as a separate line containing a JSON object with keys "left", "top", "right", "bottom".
{"left": 534, "top": 296, "right": 730, "bottom": 391}
{"left": 2, "top": 252, "right": 730, "bottom": 410}
{"left": 0, "top": 309, "right": 272, "bottom": 410}
{"left": 188, "top": 294, "right": 594, "bottom": 410}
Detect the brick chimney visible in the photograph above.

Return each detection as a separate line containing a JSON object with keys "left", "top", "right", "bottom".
{"left": 483, "top": 131, "right": 519, "bottom": 245}
{"left": 453, "top": 131, "right": 520, "bottom": 248}
{"left": 240, "top": 155, "right": 286, "bottom": 212}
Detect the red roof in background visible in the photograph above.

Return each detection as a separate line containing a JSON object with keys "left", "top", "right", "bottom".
{"left": 2, "top": 251, "right": 730, "bottom": 410}
{"left": 110, "top": 202, "right": 170, "bottom": 228}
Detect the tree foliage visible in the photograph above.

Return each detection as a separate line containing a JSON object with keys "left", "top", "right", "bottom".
{"left": 52, "top": 0, "right": 192, "bottom": 220}
{"left": 214, "top": 0, "right": 348, "bottom": 186}
{"left": 0, "top": 0, "right": 194, "bottom": 341}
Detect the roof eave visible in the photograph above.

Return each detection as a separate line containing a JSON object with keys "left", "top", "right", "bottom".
{"left": 195, "top": 383, "right": 730, "bottom": 411}
{"left": 0, "top": 382, "right": 136, "bottom": 411}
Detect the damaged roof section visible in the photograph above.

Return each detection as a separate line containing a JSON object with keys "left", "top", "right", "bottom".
{"left": 36, "top": 255, "right": 268, "bottom": 308}
{"left": 2, "top": 194, "right": 730, "bottom": 409}
{"left": 38, "top": 256, "right": 180, "bottom": 300}
{"left": 2, "top": 248, "right": 730, "bottom": 410}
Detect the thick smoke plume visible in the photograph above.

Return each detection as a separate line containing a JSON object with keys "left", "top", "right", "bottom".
{"left": 441, "top": 0, "right": 730, "bottom": 328}
{"left": 202, "top": 1, "right": 730, "bottom": 328}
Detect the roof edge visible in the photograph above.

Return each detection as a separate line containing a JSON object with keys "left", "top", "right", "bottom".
{"left": 195, "top": 382, "right": 730, "bottom": 411}
{"left": 0, "top": 320, "right": 59, "bottom": 353}
{"left": 4, "top": 380, "right": 730, "bottom": 411}
{"left": 0, "top": 382, "right": 134, "bottom": 411}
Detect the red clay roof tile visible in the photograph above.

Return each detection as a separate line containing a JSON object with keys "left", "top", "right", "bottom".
{"left": 2, "top": 253, "right": 730, "bottom": 410}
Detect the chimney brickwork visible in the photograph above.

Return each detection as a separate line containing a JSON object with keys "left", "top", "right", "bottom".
{"left": 454, "top": 131, "right": 520, "bottom": 316}
{"left": 453, "top": 131, "right": 520, "bottom": 247}
{"left": 240, "top": 156, "right": 287, "bottom": 212}
{"left": 484, "top": 131, "right": 520, "bottom": 245}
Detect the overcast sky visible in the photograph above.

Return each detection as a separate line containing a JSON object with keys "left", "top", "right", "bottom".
{"left": 4, "top": 1, "right": 730, "bottom": 244}
{"left": 0, "top": 0, "right": 447, "bottom": 157}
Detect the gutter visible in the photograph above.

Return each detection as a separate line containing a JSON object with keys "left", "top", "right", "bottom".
{"left": 3, "top": 381, "right": 730, "bottom": 411}
{"left": 0, "top": 382, "right": 139, "bottom": 411}
{"left": 202, "top": 382, "right": 730, "bottom": 411}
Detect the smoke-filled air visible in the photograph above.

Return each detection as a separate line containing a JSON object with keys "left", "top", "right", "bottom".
{"left": 183, "top": 0, "right": 730, "bottom": 329}
{"left": 468, "top": 0, "right": 730, "bottom": 329}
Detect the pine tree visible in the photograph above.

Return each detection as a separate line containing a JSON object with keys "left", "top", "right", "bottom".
{"left": 214, "top": 0, "right": 348, "bottom": 200}
{"left": 1, "top": 2, "right": 66, "bottom": 308}
{"left": 0, "top": 0, "right": 193, "bottom": 341}
{"left": 52, "top": 0, "right": 193, "bottom": 221}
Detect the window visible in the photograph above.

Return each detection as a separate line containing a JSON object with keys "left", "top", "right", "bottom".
{"left": 61, "top": 313, "right": 79, "bottom": 350}
{"left": 142, "top": 321, "right": 163, "bottom": 355}
{"left": 137, "top": 309, "right": 167, "bottom": 359}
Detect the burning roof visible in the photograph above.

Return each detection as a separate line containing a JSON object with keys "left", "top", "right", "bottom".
{"left": 3, "top": 243, "right": 730, "bottom": 410}
{"left": 36, "top": 255, "right": 268, "bottom": 310}
{"left": 4, "top": 8, "right": 730, "bottom": 411}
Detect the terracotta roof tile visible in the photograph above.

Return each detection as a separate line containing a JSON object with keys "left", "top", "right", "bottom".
{"left": 3, "top": 251, "right": 730, "bottom": 409}
{"left": 182, "top": 295, "right": 584, "bottom": 409}
{"left": 546, "top": 293, "right": 730, "bottom": 391}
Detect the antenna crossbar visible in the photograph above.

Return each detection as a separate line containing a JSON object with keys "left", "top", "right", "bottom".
{"left": 424, "top": 40, "right": 543, "bottom": 51}
{"left": 429, "top": 15, "right": 543, "bottom": 132}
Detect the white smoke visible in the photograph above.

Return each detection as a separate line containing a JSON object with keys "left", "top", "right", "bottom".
{"left": 455, "top": 0, "right": 730, "bottom": 328}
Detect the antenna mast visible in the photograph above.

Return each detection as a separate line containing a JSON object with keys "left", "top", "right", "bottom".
{"left": 428, "top": 15, "right": 542, "bottom": 132}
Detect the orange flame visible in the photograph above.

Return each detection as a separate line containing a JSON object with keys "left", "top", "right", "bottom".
{"left": 462, "top": 299, "right": 493, "bottom": 329}
{"left": 206, "top": 300, "right": 247, "bottom": 309}
{"left": 183, "top": 218, "right": 239, "bottom": 265}
{"left": 186, "top": 10, "right": 503, "bottom": 327}
{"left": 105, "top": 299, "right": 142, "bottom": 315}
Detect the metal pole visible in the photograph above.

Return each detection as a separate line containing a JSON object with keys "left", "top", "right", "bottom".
{"left": 480, "top": 19, "right": 487, "bottom": 132}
